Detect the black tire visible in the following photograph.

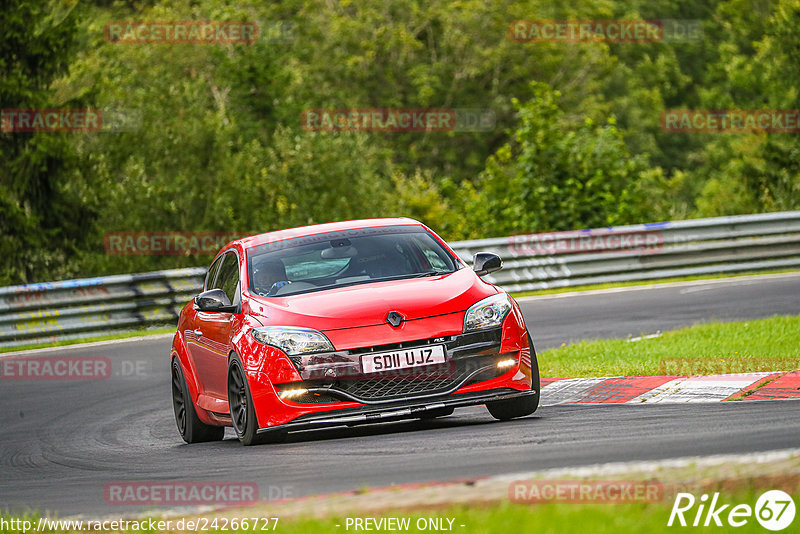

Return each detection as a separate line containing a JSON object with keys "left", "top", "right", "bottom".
{"left": 228, "top": 353, "right": 285, "bottom": 446}
{"left": 418, "top": 407, "right": 455, "bottom": 420}
{"left": 171, "top": 359, "right": 225, "bottom": 443}
{"left": 486, "top": 335, "right": 540, "bottom": 421}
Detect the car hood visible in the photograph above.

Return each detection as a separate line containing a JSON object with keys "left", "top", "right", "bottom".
{"left": 246, "top": 268, "right": 497, "bottom": 331}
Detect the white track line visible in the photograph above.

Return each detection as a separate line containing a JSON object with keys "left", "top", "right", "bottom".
{"left": 516, "top": 271, "right": 800, "bottom": 301}
{"left": 0, "top": 333, "right": 174, "bottom": 357}
{"left": 486, "top": 447, "right": 800, "bottom": 484}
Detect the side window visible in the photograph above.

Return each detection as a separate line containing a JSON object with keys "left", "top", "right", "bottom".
{"left": 423, "top": 248, "right": 449, "bottom": 270}
{"left": 211, "top": 252, "right": 240, "bottom": 304}
{"left": 411, "top": 235, "right": 452, "bottom": 271}
{"left": 204, "top": 255, "right": 224, "bottom": 291}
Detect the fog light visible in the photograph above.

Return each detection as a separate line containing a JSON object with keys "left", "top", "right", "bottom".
{"left": 497, "top": 358, "right": 517, "bottom": 369}
{"left": 279, "top": 388, "right": 308, "bottom": 399}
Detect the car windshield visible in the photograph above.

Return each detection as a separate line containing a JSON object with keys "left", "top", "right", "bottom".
{"left": 246, "top": 225, "right": 459, "bottom": 297}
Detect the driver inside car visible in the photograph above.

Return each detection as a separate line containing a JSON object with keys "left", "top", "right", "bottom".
{"left": 252, "top": 260, "right": 291, "bottom": 296}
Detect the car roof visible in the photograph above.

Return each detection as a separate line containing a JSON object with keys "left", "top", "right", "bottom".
{"left": 234, "top": 217, "right": 425, "bottom": 250}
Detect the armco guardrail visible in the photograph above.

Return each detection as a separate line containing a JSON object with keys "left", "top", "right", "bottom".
{"left": 459, "top": 210, "right": 800, "bottom": 293}
{"left": 0, "top": 269, "right": 205, "bottom": 348}
{"left": 1, "top": 211, "right": 799, "bottom": 348}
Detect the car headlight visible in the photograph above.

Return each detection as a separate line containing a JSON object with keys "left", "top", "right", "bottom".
{"left": 463, "top": 293, "right": 512, "bottom": 332}
{"left": 251, "top": 327, "right": 334, "bottom": 355}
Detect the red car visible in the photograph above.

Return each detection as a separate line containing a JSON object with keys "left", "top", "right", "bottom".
{"left": 171, "top": 218, "right": 539, "bottom": 445}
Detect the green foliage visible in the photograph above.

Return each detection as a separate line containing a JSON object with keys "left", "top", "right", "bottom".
{"left": 2, "top": 0, "right": 799, "bottom": 284}
{"left": 690, "top": 0, "right": 800, "bottom": 216}
{"left": 0, "top": 0, "right": 89, "bottom": 285}
{"left": 478, "top": 82, "right": 666, "bottom": 234}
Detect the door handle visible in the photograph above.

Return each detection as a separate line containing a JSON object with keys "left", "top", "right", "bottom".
{"left": 193, "top": 329, "right": 203, "bottom": 338}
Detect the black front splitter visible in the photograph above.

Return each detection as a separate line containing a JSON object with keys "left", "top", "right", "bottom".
{"left": 256, "top": 388, "right": 536, "bottom": 435}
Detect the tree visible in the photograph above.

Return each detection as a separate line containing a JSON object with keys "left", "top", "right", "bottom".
{"left": 477, "top": 82, "right": 667, "bottom": 235}
{"left": 691, "top": 0, "right": 800, "bottom": 216}
{"left": 0, "top": 0, "right": 89, "bottom": 285}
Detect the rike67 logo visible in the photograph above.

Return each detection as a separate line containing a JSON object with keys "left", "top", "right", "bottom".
{"left": 668, "top": 490, "right": 795, "bottom": 531}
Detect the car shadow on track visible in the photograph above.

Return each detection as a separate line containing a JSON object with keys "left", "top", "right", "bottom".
{"left": 211, "top": 410, "right": 545, "bottom": 447}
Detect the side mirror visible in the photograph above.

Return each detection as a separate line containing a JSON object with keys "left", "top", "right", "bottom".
{"left": 473, "top": 252, "right": 503, "bottom": 277}
{"left": 195, "top": 289, "right": 235, "bottom": 313}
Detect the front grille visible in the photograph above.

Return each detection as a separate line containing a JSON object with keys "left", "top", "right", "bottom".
{"left": 336, "top": 358, "right": 492, "bottom": 401}
{"left": 342, "top": 377, "right": 459, "bottom": 400}
{"left": 279, "top": 328, "right": 509, "bottom": 404}
{"left": 279, "top": 354, "right": 505, "bottom": 403}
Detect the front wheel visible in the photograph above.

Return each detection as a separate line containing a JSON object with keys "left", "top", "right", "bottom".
{"left": 228, "top": 353, "right": 285, "bottom": 446}
{"left": 172, "top": 359, "right": 224, "bottom": 443}
{"left": 486, "top": 335, "right": 540, "bottom": 421}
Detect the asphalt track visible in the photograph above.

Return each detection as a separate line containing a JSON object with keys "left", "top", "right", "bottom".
{"left": 1, "top": 273, "right": 799, "bottom": 516}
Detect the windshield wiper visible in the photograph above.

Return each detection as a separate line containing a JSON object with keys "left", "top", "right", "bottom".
{"left": 411, "top": 270, "right": 451, "bottom": 278}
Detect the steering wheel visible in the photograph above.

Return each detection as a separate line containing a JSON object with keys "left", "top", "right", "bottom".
{"left": 267, "top": 280, "right": 292, "bottom": 296}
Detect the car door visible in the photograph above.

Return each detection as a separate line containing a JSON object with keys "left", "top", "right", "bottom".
{"left": 184, "top": 254, "right": 222, "bottom": 398}
{"left": 189, "top": 251, "right": 240, "bottom": 401}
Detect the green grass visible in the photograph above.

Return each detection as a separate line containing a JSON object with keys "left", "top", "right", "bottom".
{"left": 511, "top": 269, "right": 798, "bottom": 298}
{"left": 0, "top": 327, "right": 174, "bottom": 354}
{"left": 539, "top": 315, "right": 800, "bottom": 378}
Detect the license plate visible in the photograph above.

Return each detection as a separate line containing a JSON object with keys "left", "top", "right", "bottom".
{"left": 361, "top": 345, "right": 446, "bottom": 374}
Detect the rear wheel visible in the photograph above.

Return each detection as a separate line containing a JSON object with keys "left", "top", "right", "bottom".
{"left": 486, "top": 335, "right": 540, "bottom": 421}
{"left": 228, "top": 353, "right": 285, "bottom": 446}
{"left": 171, "top": 359, "right": 224, "bottom": 443}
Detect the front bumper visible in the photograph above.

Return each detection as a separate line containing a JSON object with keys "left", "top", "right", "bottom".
{"left": 278, "top": 328, "right": 512, "bottom": 404}
{"left": 257, "top": 388, "right": 536, "bottom": 434}
{"left": 247, "top": 313, "right": 533, "bottom": 430}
